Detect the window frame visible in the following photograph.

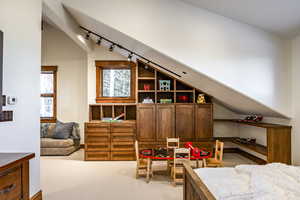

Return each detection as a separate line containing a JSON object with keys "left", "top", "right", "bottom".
{"left": 41, "top": 66, "right": 57, "bottom": 123}
{"left": 95, "top": 61, "right": 136, "bottom": 103}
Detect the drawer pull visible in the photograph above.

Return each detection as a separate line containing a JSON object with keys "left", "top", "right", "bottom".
{"left": 0, "top": 184, "right": 16, "bottom": 195}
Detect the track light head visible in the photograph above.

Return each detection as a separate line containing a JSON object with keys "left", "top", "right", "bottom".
{"left": 85, "top": 31, "right": 91, "bottom": 40}
{"left": 127, "top": 52, "right": 133, "bottom": 61}
{"left": 109, "top": 44, "right": 115, "bottom": 52}
{"left": 97, "top": 37, "right": 102, "bottom": 45}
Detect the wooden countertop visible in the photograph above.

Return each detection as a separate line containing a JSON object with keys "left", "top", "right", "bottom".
{"left": 0, "top": 153, "right": 35, "bottom": 171}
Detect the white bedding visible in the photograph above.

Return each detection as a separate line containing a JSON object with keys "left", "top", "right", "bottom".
{"left": 194, "top": 163, "right": 300, "bottom": 200}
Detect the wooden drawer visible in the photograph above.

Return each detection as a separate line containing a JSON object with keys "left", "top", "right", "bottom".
{"left": 0, "top": 167, "right": 22, "bottom": 200}
{"left": 86, "top": 134, "right": 110, "bottom": 143}
{"left": 111, "top": 133, "right": 135, "bottom": 142}
{"left": 111, "top": 142, "right": 134, "bottom": 151}
{"left": 85, "top": 142, "right": 110, "bottom": 151}
{"left": 85, "top": 151, "right": 110, "bottom": 161}
{"left": 111, "top": 151, "right": 135, "bottom": 161}
{"left": 85, "top": 123, "right": 110, "bottom": 134}
{"left": 111, "top": 126, "right": 135, "bottom": 134}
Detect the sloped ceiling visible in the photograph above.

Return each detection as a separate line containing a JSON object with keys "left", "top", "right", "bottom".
{"left": 42, "top": 0, "right": 93, "bottom": 52}
{"left": 59, "top": 0, "right": 291, "bottom": 118}
{"left": 181, "top": 0, "right": 300, "bottom": 38}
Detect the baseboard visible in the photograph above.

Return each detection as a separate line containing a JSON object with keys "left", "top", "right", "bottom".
{"left": 31, "top": 190, "right": 42, "bottom": 200}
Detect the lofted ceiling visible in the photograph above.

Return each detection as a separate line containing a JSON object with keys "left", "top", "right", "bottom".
{"left": 181, "top": 0, "right": 300, "bottom": 38}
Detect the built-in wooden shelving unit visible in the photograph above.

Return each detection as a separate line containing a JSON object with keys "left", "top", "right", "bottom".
{"left": 89, "top": 104, "right": 137, "bottom": 121}
{"left": 214, "top": 119, "right": 291, "bottom": 164}
{"left": 214, "top": 119, "right": 291, "bottom": 129}
{"left": 231, "top": 139, "right": 267, "bottom": 156}
{"left": 137, "top": 59, "right": 211, "bottom": 104}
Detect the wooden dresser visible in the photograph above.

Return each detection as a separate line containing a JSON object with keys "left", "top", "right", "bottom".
{"left": 85, "top": 121, "right": 136, "bottom": 161}
{"left": 0, "top": 153, "right": 35, "bottom": 200}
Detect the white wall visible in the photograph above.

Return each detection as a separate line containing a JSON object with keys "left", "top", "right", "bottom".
{"left": 213, "top": 103, "right": 239, "bottom": 137}
{"left": 291, "top": 36, "right": 300, "bottom": 165}
{"left": 63, "top": 0, "right": 292, "bottom": 117}
{"left": 0, "top": 0, "right": 41, "bottom": 197}
{"left": 42, "top": 23, "right": 88, "bottom": 140}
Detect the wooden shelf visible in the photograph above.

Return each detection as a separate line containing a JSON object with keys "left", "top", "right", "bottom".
{"left": 157, "top": 90, "right": 175, "bottom": 92}
{"left": 176, "top": 90, "right": 194, "bottom": 92}
{"left": 214, "top": 119, "right": 291, "bottom": 129}
{"left": 138, "top": 77, "right": 155, "bottom": 80}
{"left": 231, "top": 139, "right": 267, "bottom": 156}
{"left": 138, "top": 90, "right": 156, "bottom": 93}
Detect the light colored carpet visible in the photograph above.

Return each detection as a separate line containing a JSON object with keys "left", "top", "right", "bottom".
{"left": 41, "top": 150, "right": 256, "bottom": 200}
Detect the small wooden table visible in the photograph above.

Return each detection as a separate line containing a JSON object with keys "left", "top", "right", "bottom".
{"left": 0, "top": 153, "right": 35, "bottom": 200}
{"left": 140, "top": 150, "right": 212, "bottom": 183}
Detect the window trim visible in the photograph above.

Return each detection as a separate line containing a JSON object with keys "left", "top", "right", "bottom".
{"left": 95, "top": 61, "right": 136, "bottom": 103}
{"left": 41, "top": 66, "right": 57, "bottom": 123}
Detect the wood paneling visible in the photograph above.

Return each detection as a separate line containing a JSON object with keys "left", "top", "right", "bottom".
{"left": 176, "top": 104, "right": 195, "bottom": 141}
{"left": 137, "top": 105, "right": 156, "bottom": 141}
{"left": 195, "top": 104, "right": 213, "bottom": 140}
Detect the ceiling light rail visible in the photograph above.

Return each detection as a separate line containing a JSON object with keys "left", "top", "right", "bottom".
{"left": 79, "top": 26, "right": 181, "bottom": 78}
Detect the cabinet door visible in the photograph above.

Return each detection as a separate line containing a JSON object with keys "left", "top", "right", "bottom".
{"left": 175, "top": 104, "right": 195, "bottom": 141}
{"left": 195, "top": 104, "right": 213, "bottom": 139}
{"left": 137, "top": 105, "right": 156, "bottom": 141}
{"left": 156, "top": 104, "right": 175, "bottom": 141}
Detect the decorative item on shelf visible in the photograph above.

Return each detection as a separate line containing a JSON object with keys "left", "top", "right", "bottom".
{"left": 159, "top": 80, "right": 171, "bottom": 91}
{"left": 238, "top": 114, "right": 263, "bottom": 123}
{"left": 235, "top": 137, "right": 257, "bottom": 144}
{"left": 197, "top": 94, "right": 206, "bottom": 104}
{"left": 143, "top": 84, "right": 151, "bottom": 90}
{"left": 142, "top": 97, "right": 154, "bottom": 104}
{"left": 178, "top": 95, "right": 188, "bottom": 102}
{"left": 160, "top": 99, "right": 172, "bottom": 104}
{"left": 113, "top": 113, "right": 125, "bottom": 120}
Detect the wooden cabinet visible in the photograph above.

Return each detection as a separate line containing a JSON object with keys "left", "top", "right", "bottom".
{"left": 137, "top": 104, "right": 156, "bottom": 141}
{"left": 0, "top": 153, "right": 35, "bottom": 200}
{"left": 85, "top": 121, "right": 136, "bottom": 161}
{"left": 195, "top": 104, "right": 213, "bottom": 140}
{"left": 175, "top": 104, "right": 195, "bottom": 141}
{"left": 156, "top": 104, "right": 175, "bottom": 141}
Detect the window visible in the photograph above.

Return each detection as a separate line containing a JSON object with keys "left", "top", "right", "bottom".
{"left": 96, "top": 61, "right": 136, "bottom": 103}
{"left": 40, "top": 66, "right": 57, "bottom": 122}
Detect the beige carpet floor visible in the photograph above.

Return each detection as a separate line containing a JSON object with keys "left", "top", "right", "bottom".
{"left": 41, "top": 150, "right": 255, "bottom": 200}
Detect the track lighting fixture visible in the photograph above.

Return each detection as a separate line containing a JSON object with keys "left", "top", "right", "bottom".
{"left": 109, "top": 44, "right": 115, "bottom": 52}
{"left": 85, "top": 31, "right": 91, "bottom": 40}
{"left": 97, "top": 37, "right": 102, "bottom": 45}
{"left": 80, "top": 26, "right": 181, "bottom": 77}
{"left": 127, "top": 52, "right": 133, "bottom": 61}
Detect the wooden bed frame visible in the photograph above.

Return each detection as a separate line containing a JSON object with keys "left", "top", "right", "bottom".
{"left": 183, "top": 162, "right": 216, "bottom": 200}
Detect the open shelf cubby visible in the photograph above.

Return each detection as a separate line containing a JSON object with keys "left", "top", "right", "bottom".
{"left": 89, "top": 104, "right": 137, "bottom": 121}
{"left": 138, "top": 79, "right": 155, "bottom": 91}
{"left": 136, "top": 59, "right": 212, "bottom": 104}
{"left": 175, "top": 92, "right": 194, "bottom": 103}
